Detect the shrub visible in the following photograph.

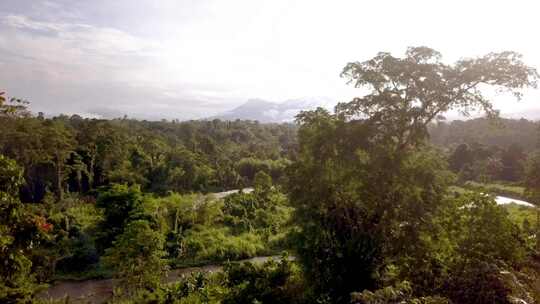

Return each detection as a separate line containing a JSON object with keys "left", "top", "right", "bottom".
{"left": 103, "top": 220, "right": 169, "bottom": 294}
{"left": 182, "top": 227, "right": 267, "bottom": 263}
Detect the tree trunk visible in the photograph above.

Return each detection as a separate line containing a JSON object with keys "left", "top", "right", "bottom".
{"left": 56, "top": 156, "right": 64, "bottom": 201}
{"left": 174, "top": 209, "right": 180, "bottom": 234}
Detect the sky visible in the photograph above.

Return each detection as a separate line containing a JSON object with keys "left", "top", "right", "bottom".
{"left": 0, "top": 0, "right": 539, "bottom": 120}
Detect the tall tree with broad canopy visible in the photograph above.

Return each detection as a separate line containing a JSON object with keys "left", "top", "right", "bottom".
{"left": 287, "top": 47, "right": 538, "bottom": 303}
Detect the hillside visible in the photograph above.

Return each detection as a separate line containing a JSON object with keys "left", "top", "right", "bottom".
{"left": 429, "top": 117, "right": 539, "bottom": 151}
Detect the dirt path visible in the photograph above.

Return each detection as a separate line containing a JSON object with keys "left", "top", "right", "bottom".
{"left": 38, "top": 256, "right": 282, "bottom": 304}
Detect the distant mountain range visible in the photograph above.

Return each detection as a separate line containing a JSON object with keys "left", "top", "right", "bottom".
{"left": 211, "top": 97, "right": 336, "bottom": 122}
{"left": 210, "top": 97, "right": 540, "bottom": 123}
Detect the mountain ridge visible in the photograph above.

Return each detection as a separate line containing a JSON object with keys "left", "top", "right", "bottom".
{"left": 210, "top": 97, "right": 336, "bottom": 122}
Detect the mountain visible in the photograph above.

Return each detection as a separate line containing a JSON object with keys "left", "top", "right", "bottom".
{"left": 212, "top": 97, "right": 335, "bottom": 122}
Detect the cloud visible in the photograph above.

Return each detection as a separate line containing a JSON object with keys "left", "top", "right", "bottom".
{"left": 0, "top": 13, "right": 239, "bottom": 119}
{"left": 4, "top": 14, "right": 62, "bottom": 32}
{"left": 0, "top": 0, "right": 539, "bottom": 120}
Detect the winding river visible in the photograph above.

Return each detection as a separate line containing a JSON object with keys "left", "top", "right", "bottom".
{"left": 495, "top": 196, "right": 535, "bottom": 208}
{"left": 37, "top": 188, "right": 256, "bottom": 304}
{"left": 36, "top": 191, "right": 536, "bottom": 303}
{"left": 38, "top": 256, "right": 282, "bottom": 304}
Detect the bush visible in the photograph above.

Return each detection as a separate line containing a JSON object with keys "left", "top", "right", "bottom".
{"left": 103, "top": 220, "right": 168, "bottom": 294}
{"left": 223, "top": 254, "right": 305, "bottom": 304}
{"left": 181, "top": 227, "right": 267, "bottom": 263}
{"left": 444, "top": 259, "right": 512, "bottom": 304}
{"left": 351, "top": 281, "right": 450, "bottom": 304}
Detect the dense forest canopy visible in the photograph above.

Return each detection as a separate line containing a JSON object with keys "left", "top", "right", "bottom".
{"left": 430, "top": 117, "right": 539, "bottom": 151}
{"left": 2, "top": 47, "right": 540, "bottom": 304}
{"left": 0, "top": 114, "right": 296, "bottom": 202}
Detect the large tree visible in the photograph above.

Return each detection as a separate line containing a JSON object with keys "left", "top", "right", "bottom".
{"left": 288, "top": 47, "right": 538, "bottom": 302}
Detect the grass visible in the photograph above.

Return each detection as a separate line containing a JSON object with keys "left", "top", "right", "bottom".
{"left": 175, "top": 226, "right": 275, "bottom": 267}
{"left": 502, "top": 203, "right": 538, "bottom": 230}
{"left": 462, "top": 181, "right": 526, "bottom": 200}
{"left": 449, "top": 184, "right": 537, "bottom": 230}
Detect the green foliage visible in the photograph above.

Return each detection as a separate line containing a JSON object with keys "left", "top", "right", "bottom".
{"left": 500, "top": 143, "right": 526, "bottom": 182}
{"left": 429, "top": 117, "right": 540, "bottom": 153}
{"left": 288, "top": 109, "right": 453, "bottom": 302}
{"left": 351, "top": 281, "right": 449, "bottom": 304}
{"left": 153, "top": 186, "right": 292, "bottom": 267}
{"left": 339, "top": 47, "right": 537, "bottom": 149}
{"left": 463, "top": 181, "right": 525, "bottom": 200}
{"left": 103, "top": 257, "right": 303, "bottom": 304}
{"left": 4, "top": 47, "right": 540, "bottom": 303}
{"left": 524, "top": 151, "right": 540, "bottom": 206}
{"left": 289, "top": 46, "right": 537, "bottom": 303}
{"left": 0, "top": 92, "right": 30, "bottom": 118}
{"left": 222, "top": 254, "right": 305, "bottom": 304}
{"left": 161, "top": 272, "right": 223, "bottom": 304}
{"left": 444, "top": 259, "right": 512, "bottom": 304}
{"left": 0, "top": 114, "right": 297, "bottom": 200}
{"left": 236, "top": 158, "right": 291, "bottom": 185}
{"left": 52, "top": 200, "right": 102, "bottom": 276}
{"left": 402, "top": 192, "right": 529, "bottom": 303}
{"left": 0, "top": 154, "right": 41, "bottom": 302}
{"left": 103, "top": 219, "right": 168, "bottom": 294}
{"left": 95, "top": 184, "right": 146, "bottom": 252}
{"left": 444, "top": 193, "right": 526, "bottom": 265}
{"left": 181, "top": 227, "right": 267, "bottom": 263}
{"left": 223, "top": 184, "right": 291, "bottom": 235}
{"left": 524, "top": 151, "right": 540, "bottom": 251}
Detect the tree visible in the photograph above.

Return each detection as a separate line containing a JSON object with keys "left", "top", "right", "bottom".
{"left": 351, "top": 281, "right": 449, "bottom": 304}
{"left": 253, "top": 170, "right": 273, "bottom": 197}
{"left": 223, "top": 175, "right": 290, "bottom": 235}
{"left": 103, "top": 219, "right": 168, "bottom": 294}
{"left": 524, "top": 152, "right": 540, "bottom": 251}
{"left": 289, "top": 46, "right": 538, "bottom": 302}
{"left": 0, "top": 155, "right": 41, "bottom": 302}
{"left": 436, "top": 193, "right": 526, "bottom": 304}
{"left": 95, "top": 184, "right": 145, "bottom": 252}
{"left": 0, "top": 92, "right": 30, "bottom": 118}
{"left": 500, "top": 143, "right": 526, "bottom": 181}
{"left": 448, "top": 143, "right": 474, "bottom": 172}
{"left": 338, "top": 47, "right": 538, "bottom": 152}
{"left": 41, "top": 120, "right": 76, "bottom": 201}
{"left": 223, "top": 254, "right": 303, "bottom": 304}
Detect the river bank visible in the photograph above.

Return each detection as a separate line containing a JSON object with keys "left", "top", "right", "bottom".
{"left": 38, "top": 256, "right": 284, "bottom": 304}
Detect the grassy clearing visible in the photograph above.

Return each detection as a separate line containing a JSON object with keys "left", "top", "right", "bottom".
{"left": 462, "top": 181, "right": 526, "bottom": 200}
{"left": 502, "top": 203, "right": 537, "bottom": 230}
{"left": 449, "top": 185, "right": 537, "bottom": 230}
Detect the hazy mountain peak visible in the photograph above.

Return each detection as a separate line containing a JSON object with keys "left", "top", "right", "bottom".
{"left": 212, "top": 97, "right": 336, "bottom": 122}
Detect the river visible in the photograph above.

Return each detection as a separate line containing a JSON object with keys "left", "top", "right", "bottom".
{"left": 37, "top": 188, "right": 256, "bottom": 304}
{"left": 495, "top": 196, "right": 535, "bottom": 208}
{"left": 38, "top": 256, "right": 283, "bottom": 304}
{"left": 36, "top": 191, "right": 536, "bottom": 303}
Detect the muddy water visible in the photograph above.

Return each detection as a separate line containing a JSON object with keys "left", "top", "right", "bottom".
{"left": 38, "top": 189, "right": 263, "bottom": 303}
{"left": 38, "top": 256, "right": 282, "bottom": 304}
